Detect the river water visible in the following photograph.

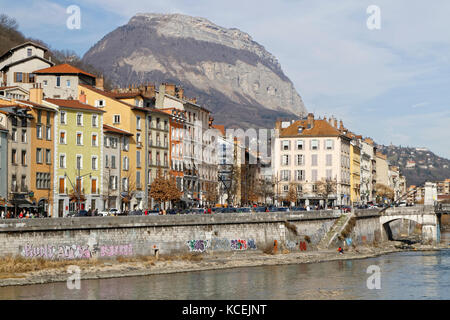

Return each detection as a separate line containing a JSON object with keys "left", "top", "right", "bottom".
{"left": 1, "top": 232, "right": 449, "bottom": 300}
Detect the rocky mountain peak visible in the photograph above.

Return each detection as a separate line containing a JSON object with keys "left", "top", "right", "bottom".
{"left": 83, "top": 13, "right": 307, "bottom": 128}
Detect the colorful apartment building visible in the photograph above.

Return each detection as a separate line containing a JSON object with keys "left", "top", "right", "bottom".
{"left": 273, "top": 114, "right": 351, "bottom": 207}
{"left": 48, "top": 98, "right": 104, "bottom": 217}
{"left": 0, "top": 41, "right": 54, "bottom": 91}
{"left": 16, "top": 84, "right": 57, "bottom": 216}
{"left": 34, "top": 64, "right": 97, "bottom": 99}
{"left": 78, "top": 84, "right": 154, "bottom": 210}
{"left": 350, "top": 138, "right": 361, "bottom": 205}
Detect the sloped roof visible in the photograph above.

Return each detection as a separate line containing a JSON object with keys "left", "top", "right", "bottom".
{"left": 34, "top": 63, "right": 96, "bottom": 78}
{"left": 103, "top": 124, "right": 133, "bottom": 136}
{"left": 80, "top": 84, "right": 169, "bottom": 115}
{"left": 280, "top": 119, "right": 343, "bottom": 137}
{"left": 45, "top": 98, "right": 104, "bottom": 113}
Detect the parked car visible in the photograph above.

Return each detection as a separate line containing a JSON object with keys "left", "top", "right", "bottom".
{"left": 253, "top": 206, "right": 268, "bottom": 213}
{"left": 145, "top": 209, "right": 160, "bottom": 215}
{"left": 221, "top": 207, "right": 237, "bottom": 213}
{"left": 129, "top": 210, "right": 143, "bottom": 216}
{"left": 191, "top": 208, "right": 206, "bottom": 214}
{"left": 166, "top": 209, "right": 178, "bottom": 215}
{"left": 291, "top": 206, "right": 306, "bottom": 211}
{"left": 74, "top": 210, "right": 89, "bottom": 217}
{"left": 341, "top": 206, "right": 352, "bottom": 213}
{"left": 236, "top": 207, "right": 252, "bottom": 213}
{"left": 99, "top": 208, "right": 120, "bottom": 216}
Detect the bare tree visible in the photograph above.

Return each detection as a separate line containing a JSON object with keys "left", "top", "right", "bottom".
{"left": 315, "top": 178, "right": 337, "bottom": 208}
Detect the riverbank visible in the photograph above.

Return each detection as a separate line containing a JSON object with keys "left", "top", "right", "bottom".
{"left": 0, "top": 241, "right": 448, "bottom": 288}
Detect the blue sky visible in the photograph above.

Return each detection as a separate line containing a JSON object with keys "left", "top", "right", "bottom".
{"left": 2, "top": 0, "right": 450, "bottom": 159}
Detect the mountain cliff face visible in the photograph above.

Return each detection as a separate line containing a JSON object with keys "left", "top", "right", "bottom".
{"left": 82, "top": 13, "right": 307, "bottom": 128}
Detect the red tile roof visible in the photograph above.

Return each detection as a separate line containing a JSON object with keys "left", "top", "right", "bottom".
{"left": 34, "top": 63, "right": 96, "bottom": 78}
{"left": 280, "top": 119, "right": 343, "bottom": 137}
{"left": 212, "top": 124, "right": 225, "bottom": 136}
{"left": 45, "top": 98, "right": 104, "bottom": 113}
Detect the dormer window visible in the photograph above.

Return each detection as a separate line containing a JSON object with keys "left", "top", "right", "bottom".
{"left": 27, "top": 48, "right": 32, "bottom": 57}
{"left": 298, "top": 126, "right": 303, "bottom": 133}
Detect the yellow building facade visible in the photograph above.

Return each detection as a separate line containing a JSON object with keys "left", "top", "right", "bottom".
{"left": 350, "top": 140, "right": 361, "bottom": 205}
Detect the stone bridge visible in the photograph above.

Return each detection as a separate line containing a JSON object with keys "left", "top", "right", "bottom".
{"left": 380, "top": 205, "right": 441, "bottom": 243}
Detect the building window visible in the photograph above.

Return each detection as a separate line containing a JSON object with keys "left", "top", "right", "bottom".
{"left": 43, "top": 80, "right": 48, "bottom": 87}
{"left": 136, "top": 116, "right": 141, "bottom": 130}
{"left": 21, "top": 150, "right": 27, "bottom": 166}
{"left": 76, "top": 155, "right": 82, "bottom": 169}
{"left": 326, "top": 169, "right": 333, "bottom": 180}
{"left": 11, "top": 128, "right": 17, "bottom": 141}
{"left": 95, "top": 100, "right": 105, "bottom": 107}
{"left": 59, "top": 154, "right": 66, "bottom": 168}
{"left": 123, "top": 137, "right": 129, "bottom": 151}
{"left": 36, "top": 148, "right": 43, "bottom": 164}
{"left": 311, "top": 139, "right": 319, "bottom": 150}
{"left": 92, "top": 134, "right": 97, "bottom": 146}
{"left": 76, "top": 113, "right": 83, "bottom": 126}
{"left": 66, "top": 80, "right": 71, "bottom": 87}
{"left": 122, "top": 178, "right": 128, "bottom": 192}
{"left": 296, "top": 170, "right": 305, "bottom": 181}
{"left": 21, "top": 129, "right": 26, "bottom": 143}
{"left": 281, "top": 155, "right": 289, "bottom": 166}
{"left": 105, "top": 155, "right": 109, "bottom": 168}
{"left": 36, "top": 172, "right": 51, "bottom": 190}
{"left": 296, "top": 154, "right": 304, "bottom": 166}
{"left": 37, "top": 110, "right": 42, "bottom": 123}
{"left": 282, "top": 140, "right": 290, "bottom": 151}
{"left": 27, "top": 48, "right": 32, "bottom": 57}
{"left": 326, "top": 154, "right": 332, "bottom": 166}
{"left": 283, "top": 185, "right": 289, "bottom": 192}
{"left": 123, "top": 156, "right": 129, "bottom": 171}
{"left": 312, "top": 154, "right": 318, "bottom": 166}
{"left": 46, "top": 126, "right": 51, "bottom": 140}
{"left": 111, "top": 155, "right": 116, "bottom": 169}
{"left": 36, "top": 125, "right": 42, "bottom": 139}
{"left": 15, "top": 72, "right": 23, "bottom": 83}
{"left": 91, "top": 156, "right": 98, "bottom": 170}
{"left": 45, "top": 149, "right": 51, "bottom": 164}
{"left": 281, "top": 170, "right": 290, "bottom": 181}
{"left": 56, "top": 76, "right": 61, "bottom": 87}
{"left": 76, "top": 132, "right": 83, "bottom": 145}
{"left": 297, "top": 140, "right": 303, "bottom": 150}
{"left": 60, "top": 111, "right": 66, "bottom": 124}
{"left": 311, "top": 169, "right": 318, "bottom": 182}
{"left": 92, "top": 114, "right": 98, "bottom": 127}
{"left": 11, "top": 149, "right": 17, "bottom": 164}
{"left": 59, "top": 131, "right": 66, "bottom": 144}
{"left": 136, "top": 151, "right": 141, "bottom": 168}
{"left": 326, "top": 139, "right": 333, "bottom": 150}
{"left": 136, "top": 171, "right": 141, "bottom": 189}
{"left": 113, "top": 115, "right": 120, "bottom": 124}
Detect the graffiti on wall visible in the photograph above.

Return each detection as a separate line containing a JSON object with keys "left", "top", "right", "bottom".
{"left": 284, "top": 240, "right": 308, "bottom": 251}
{"left": 186, "top": 240, "right": 210, "bottom": 252}
{"left": 187, "top": 238, "right": 257, "bottom": 252}
{"left": 21, "top": 243, "right": 133, "bottom": 260}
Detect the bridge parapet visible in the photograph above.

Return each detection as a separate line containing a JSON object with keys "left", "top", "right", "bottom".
{"left": 383, "top": 205, "right": 435, "bottom": 216}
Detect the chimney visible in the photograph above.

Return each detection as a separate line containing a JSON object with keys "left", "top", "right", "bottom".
{"left": 165, "top": 83, "right": 176, "bottom": 96}
{"left": 339, "top": 120, "right": 344, "bottom": 130}
{"left": 177, "top": 87, "right": 184, "bottom": 100}
{"left": 79, "top": 90, "right": 86, "bottom": 104}
{"left": 29, "top": 83, "right": 43, "bottom": 104}
{"left": 307, "top": 113, "right": 314, "bottom": 128}
{"left": 145, "top": 83, "right": 156, "bottom": 98}
{"left": 95, "top": 76, "right": 104, "bottom": 91}
{"left": 334, "top": 119, "right": 337, "bottom": 128}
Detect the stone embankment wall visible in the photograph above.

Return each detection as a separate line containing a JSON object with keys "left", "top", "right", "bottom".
{"left": 0, "top": 210, "right": 383, "bottom": 260}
